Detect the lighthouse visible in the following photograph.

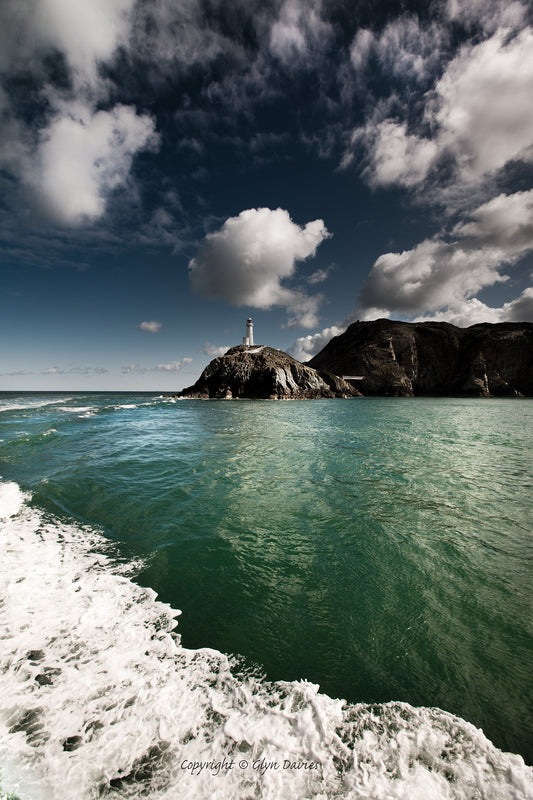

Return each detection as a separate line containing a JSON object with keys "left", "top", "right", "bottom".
{"left": 242, "top": 317, "right": 254, "bottom": 347}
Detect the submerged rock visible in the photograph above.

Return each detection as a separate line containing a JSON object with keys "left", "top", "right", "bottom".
{"left": 309, "top": 319, "right": 533, "bottom": 397}
{"left": 178, "top": 345, "right": 361, "bottom": 399}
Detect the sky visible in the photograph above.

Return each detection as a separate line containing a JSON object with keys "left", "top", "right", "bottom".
{"left": 1, "top": 0, "right": 532, "bottom": 391}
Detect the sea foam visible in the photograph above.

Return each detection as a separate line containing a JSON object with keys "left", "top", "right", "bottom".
{"left": 0, "top": 482, "right": 532, "bottom": 800}
{"left": 0, "top": 481, "right": 27, "bottom": 519}
{"left": 0, "top": 398, "right": 73, "bottom": 414}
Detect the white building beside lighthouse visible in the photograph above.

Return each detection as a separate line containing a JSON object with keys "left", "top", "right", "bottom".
{"left": 242, "top": 317, "right": 254, "bottom": 347}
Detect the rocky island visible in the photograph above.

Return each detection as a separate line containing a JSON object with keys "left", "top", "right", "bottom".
{"left": 177, "top": 317, "right": 532, "bottom": 400}
{"left": 309, "top": 319, "right": 533, "bottom": 397}
{"left": 178, "top": 345, "right": 360, "bottom": 399}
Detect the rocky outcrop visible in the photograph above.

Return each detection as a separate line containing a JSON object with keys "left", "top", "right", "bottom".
{"left": 179, "top": 345, "right": 361, "bottom": 399}
{"left": 309, "top": 320, "right": 533, "bottom": 397}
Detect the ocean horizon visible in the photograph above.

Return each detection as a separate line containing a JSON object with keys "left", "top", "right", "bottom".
{"left": 1, "top": 391, "right": 532, "bottom": 799}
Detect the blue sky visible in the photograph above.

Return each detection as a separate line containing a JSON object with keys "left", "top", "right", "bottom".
{"left": 1, "top": 0, "right": 532, "bottom": 390}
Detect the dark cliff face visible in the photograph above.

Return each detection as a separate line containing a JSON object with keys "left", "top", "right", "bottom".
{"left": 179, "top": 345, "right": 361, "bottom": 399}
{"left": 308, "top": 320, "right": 533, "bottom": 397}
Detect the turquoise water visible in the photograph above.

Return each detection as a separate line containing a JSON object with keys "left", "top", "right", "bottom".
{"left": 0, "top": 392, "right": 532, "bottom": 799}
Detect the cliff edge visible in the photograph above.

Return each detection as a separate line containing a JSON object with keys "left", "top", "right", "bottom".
{"left": 309, "top": 320, "right": 533, "bottom": 397}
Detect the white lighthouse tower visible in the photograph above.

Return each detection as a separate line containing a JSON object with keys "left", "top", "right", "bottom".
{"left": 242, "top": 317, "right": 254, "bottom": 347}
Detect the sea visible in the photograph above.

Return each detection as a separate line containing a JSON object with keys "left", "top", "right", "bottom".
{"left": 0, "top": 391, "right": 532, "bottom": 800}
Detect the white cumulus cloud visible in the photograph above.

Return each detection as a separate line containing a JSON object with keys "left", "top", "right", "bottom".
{"left": 433, "top": 28, "right": 533, "bottom": 181}
{"left": 288, "top": 322, "right": 349, "bottom": 361}
{"left": 352, "top": 26, "right": 533, "bottom": 192}
{"left": 412, "top": 289, "right": 533, "bottom": 326}
{"left": 188, "top": 207, "right": 331, "bottom": 327}
{"left": 0, "top": 0, "right": 159, "bottom": 228}
{"left": 452, "top": 190, "right": 533, "bottom": 254}
{"left": 34, "top": 104, "right": 158, "bottom": 226}
{"left": 361, "top": 120, "right": 438, "bottom": 189}
{"left": 0, "top": 0, "right": 134, "bottom": 83}
{"left": 356, "top": 190, "right": 533, "bottom": 322}
{"left": 358, "top": 239, "right": 508, "bottom": 316}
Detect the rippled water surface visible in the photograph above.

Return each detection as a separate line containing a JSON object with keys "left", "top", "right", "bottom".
{"left": 0, "top": 392, "right": 532, "bottom": 799}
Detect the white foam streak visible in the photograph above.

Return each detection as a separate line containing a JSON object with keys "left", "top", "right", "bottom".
{"left": 57, "top": 406, "right": 95, "bottom": 414}
{"left": 1, "top": 483, "right": 532, "bottom": 800}
{"left": 0, "top": 481, "right": 27, "bottom": 519}
{"left": 0, "top": 398, "right": 74, "bottom": 414}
